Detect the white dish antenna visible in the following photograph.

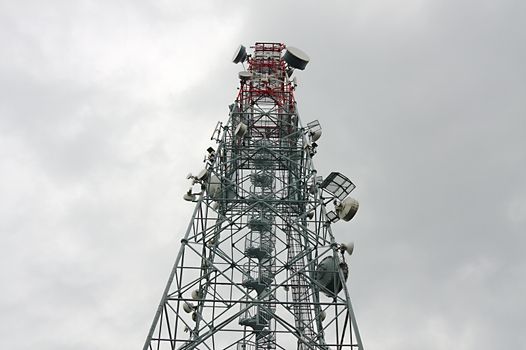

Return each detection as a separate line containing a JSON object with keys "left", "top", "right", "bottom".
{"left": 307, "top": 120, "right": 322, "bottom": 142}
{"left": 341, "top": 242, "right": 355, "bottom": 255}
{"left": 239, "top": 71, "right": 252, "bottom": 81}
{"left": 335, "top": 197, "right": 359, "bottom": 222}
{"left": 196, "top": 169, "right": 208, "bottom": 181}
{"left": 183, "top": 192, "right": 195, "bottom": 202}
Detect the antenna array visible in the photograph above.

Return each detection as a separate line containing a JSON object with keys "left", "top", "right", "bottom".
{"left": 144, "top": 42, "right": 364, "bottom": 350}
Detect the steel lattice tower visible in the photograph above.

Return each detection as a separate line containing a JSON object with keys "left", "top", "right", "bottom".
{"left": 144, "top": 42, "right": 364, "bottom": 350}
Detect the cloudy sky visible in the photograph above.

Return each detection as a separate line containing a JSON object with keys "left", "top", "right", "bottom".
{"left": 1, "top": 1, "right": 525, "bottom": 349}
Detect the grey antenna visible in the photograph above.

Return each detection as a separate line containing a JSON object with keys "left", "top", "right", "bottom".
{"left": 232, "top": 44, "right": 248, "bottom": 64}
{"left": 320, "top": 171, "right": 356, "bottom": 200}
{"left": 239, "top": 70, "right": 252, "bottom": 81}
{"left": 283, "top": 46, "right": 310, "bottom": 70}
{"left": 326, "top": 210, "right": 340, "bottom": 223}
{"left": 307, "top": 120, "right": 322, "bottom": 142}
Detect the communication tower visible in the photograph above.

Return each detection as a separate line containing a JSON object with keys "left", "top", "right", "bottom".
{"left": 144, "top": 42, "right": 364, "bottom": 350}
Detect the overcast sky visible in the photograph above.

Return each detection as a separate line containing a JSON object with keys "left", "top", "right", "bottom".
{"left": 1, "top": 1, "right": 525, "bottom": 349}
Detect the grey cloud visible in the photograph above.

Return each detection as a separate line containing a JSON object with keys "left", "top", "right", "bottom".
{"left": 0, "top": 1, "right": 524, "bottom": 349}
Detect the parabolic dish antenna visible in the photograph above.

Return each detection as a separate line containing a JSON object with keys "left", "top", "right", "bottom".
{"left": 232, "top": 44, "right": 247, "bottom": 64}
{"left": 238, "top": 71, "right": 252, "bottom": 81}
{"left": 283, "top": 46, "right": 310, "bottom": 70}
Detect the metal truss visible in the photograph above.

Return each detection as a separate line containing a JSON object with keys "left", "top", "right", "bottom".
{"left": 144, "top": 42, "right": 364, "bottom": 350}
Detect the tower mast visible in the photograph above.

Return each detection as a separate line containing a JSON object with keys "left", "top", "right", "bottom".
{"left": 144, "top": 42, "right": 364, "bottom": 350}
